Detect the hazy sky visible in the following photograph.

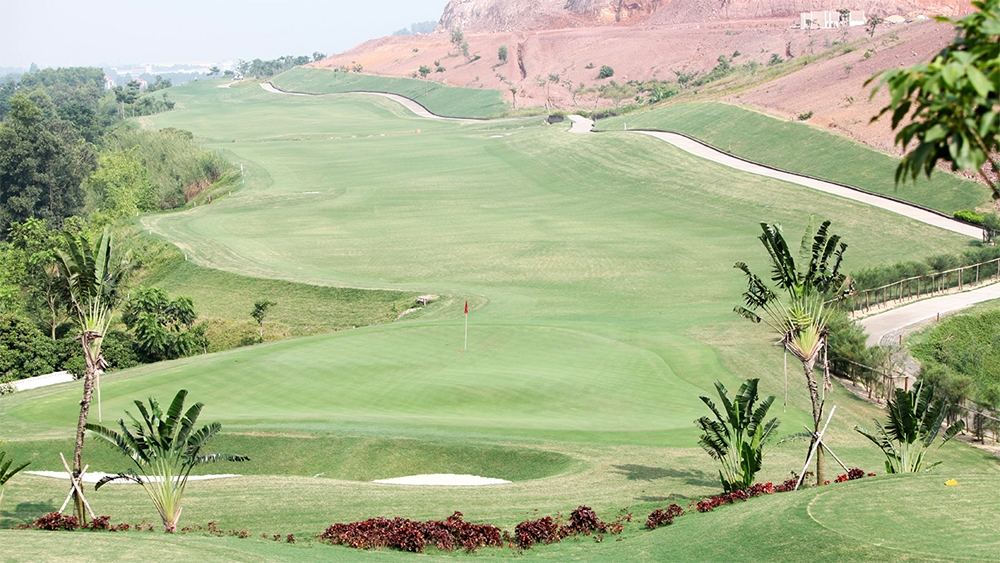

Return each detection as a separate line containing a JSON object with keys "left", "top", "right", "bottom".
{"left": 0, "top": 0, "right": 449, "bottom": 69}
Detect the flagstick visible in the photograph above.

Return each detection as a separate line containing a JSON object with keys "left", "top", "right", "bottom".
{"left": 464, "top": 309, "right": 468, "bottom": 350}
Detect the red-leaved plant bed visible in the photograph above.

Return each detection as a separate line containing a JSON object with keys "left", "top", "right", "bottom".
{"left": 682, "top": 469, "right": 874, "bottom": 515}
{"left": 19, "top": 513, "right": 155, "bottom": 532}
{"left": 316, "top": 511, "right": 503, "bottom": 553}
{"left": 645, "top": 504, "right": 684, "bottom": 530}
{"left": 317, "top": 506, "right": 623, "bottom": 553}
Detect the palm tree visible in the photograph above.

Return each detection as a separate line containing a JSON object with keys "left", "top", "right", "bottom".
{"left": 855, "top": 382, "right": 965, "bottom": 473}
{"left": 696, "top": 379, "right": 781, "bottom": 493}
{"left": 54, "top": 228, "right": 128, "bottom": 522}
{"left": 86, "top": 389, "right": 249, "bottom": 532}
{"left": 734, "top": 218, "right": 849, "bottom": 485}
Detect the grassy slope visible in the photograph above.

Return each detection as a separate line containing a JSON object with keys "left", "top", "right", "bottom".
{"left": 270, "top": 66, "right": 508, "bottom": 118}
{"left": 596, "top": 102, "right": 992, "bottom": 215}
{"left": 3, "top": 79, "right": 996, "bottom": 562}
{"left": 143, "top": 258, "right": 421, "bottom": 341}
{"left": 3, "top": 472, "right": 997, "bottom": 562}
{"left": 908, "top": 298, "right": 1000, "bottom": 401}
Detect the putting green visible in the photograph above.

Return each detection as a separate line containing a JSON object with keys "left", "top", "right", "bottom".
{"left": 5, "top": 323, "right": 712, "bottom": 442}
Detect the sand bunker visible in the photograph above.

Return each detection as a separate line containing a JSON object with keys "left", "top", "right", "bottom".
{"left": 372, "top": 474, "right": 510, "bottom": 486}
{"left": 25, "top": 471, "right": 241, "bottom": 483}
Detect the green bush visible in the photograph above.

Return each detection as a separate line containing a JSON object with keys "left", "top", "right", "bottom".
{"left": 851, "top": 246, "right": 1000, "bottom": 293}
{"left": 597, "top": 65, "right": 615, "bottom": 79}
{"left": 913, "top": 309, "right": 1000, "bottom": 409}
{"left": 954, "top": 210, "right": 985, "bottom": 226}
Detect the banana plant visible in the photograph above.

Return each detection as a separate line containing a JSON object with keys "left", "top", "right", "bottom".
{"left": 855, "top": 382, "right": 965, "bottom": 473}
{"left": 695, "top": 379, "right": 781, "bottom": 493}
{"left": 86, "top": 389, "right": 249, "bottom": 532}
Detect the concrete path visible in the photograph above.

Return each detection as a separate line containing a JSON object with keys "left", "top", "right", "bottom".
{"left": 261, "top": 82, "right": 479, "bottom": 121}
{"left": 858, "top": 282, "right": 1000, "bottom": 347}
{"left": 634, "top": 130, "right": 983, "bottom": 239}
{"left": 567, "top": 114, "right": 595, "bottom": 134}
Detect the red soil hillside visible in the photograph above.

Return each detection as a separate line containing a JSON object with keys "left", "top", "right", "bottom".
{"left": 436, "top": 0, "right": 972, "bottom": 32}
{"left": 311, "top": 1, "right": 981, "bottom": 171}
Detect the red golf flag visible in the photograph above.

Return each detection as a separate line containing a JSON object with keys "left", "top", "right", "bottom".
{"left": 464, "top": 301, "right": 468, "bottom": 314}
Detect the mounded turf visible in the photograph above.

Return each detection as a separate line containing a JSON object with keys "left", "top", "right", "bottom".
{"left": 271, "top": 66, "right": 509, "bottom": 118}
{"left": 3, "top": 77, "right": 997, "bottom": 562}
{"left": 596, "top": 102, "right": 993, "bottom": 215}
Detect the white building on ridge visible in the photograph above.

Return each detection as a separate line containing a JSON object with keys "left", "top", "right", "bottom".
{"left": 800, "top": 10, "right": 866, "bottom": 29}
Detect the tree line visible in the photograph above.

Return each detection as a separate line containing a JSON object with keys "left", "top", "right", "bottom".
{"left": 0, "top": 66, "right": 241, "bottom": 384}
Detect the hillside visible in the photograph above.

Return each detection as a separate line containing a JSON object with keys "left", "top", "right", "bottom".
{"left": 436, "top": 0, "right": 973, "bottom": 32}
{"left": 313, "top": 2, "right": 985, "bottom": 180}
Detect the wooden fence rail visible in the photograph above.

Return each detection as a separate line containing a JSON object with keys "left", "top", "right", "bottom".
{"left": 848, "top": 257, "right": 1000, "bottom": 313}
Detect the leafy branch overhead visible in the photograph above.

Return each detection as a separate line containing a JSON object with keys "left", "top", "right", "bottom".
{"left": 868, "top": 0, "right": 1000, "bottom": 200}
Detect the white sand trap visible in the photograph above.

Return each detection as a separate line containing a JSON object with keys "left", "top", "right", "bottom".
{"left": 372, "top": 474, "right": 510, "bottom": 486}
{"left": 25, "top": 471, "right": 241, "bottom": 483}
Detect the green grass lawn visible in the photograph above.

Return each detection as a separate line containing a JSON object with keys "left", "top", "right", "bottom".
{"left": 596, "top": 102, "right": 992, "bottom": 215}
{"left": 270, "top": 66, "right": 509, "bottom": 118}
{"left": 3, "top": 78, "right": 996, "bottom": 562}
{"left": 143, "top": 257, "right": 422, "bottom": 341}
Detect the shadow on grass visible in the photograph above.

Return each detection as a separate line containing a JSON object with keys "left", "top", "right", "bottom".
{"left": 611, "top": 464, "right": 716, "bottom": 487}
{"left": 1, "top": 498, "right": 59, "bottom": 527}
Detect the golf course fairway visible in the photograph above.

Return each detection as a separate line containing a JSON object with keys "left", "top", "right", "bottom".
{"left": 2, "top": 74, "right": 997, "bottom": 562}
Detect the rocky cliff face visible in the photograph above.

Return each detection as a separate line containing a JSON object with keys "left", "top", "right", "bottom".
{"left": 436, "top": 0, "right": 973, "bottom": 32}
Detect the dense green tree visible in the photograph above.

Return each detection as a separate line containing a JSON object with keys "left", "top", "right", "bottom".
{"left": 0, "top": 313, "right": 62, "bottom": 380}
{"left": 0, "top": 94, "right": 95, "bottom": 237}
{"left": 498, "top": 45, "right": 508, "bottom": 63}
{"left": 0, "top": 67, "right": 104, "bottom": 122}
{"left": 3, "top": 218, "right": 70, "bottom": 338}
{"left": 84, "top": 150, "right": 158, "bottom": 220}
{"left": 868, "top": 0, "right": 1000, "bottom": 201}
{"left": 122, "top": 287, "right": 201, "bottom": 362}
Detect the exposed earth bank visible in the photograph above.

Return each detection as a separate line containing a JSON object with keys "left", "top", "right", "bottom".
{"left": 313, "top": 1, "right": 983, "bottom": 181}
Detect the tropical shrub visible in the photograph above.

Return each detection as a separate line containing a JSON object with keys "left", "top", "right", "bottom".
{"left": 695, "top": 378, "right": 781, "bottom": 493}
{"left": 855, "top": 382, "right": 965, "bottom": 473}
{"left": 85, "top": 389, "right": 249, "bottom": 532}
{"left": 954, "top": 210, "right": 986, "bottom": 225}
{"left": 121, "top": 287, "right": 203, "bottom": 362}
